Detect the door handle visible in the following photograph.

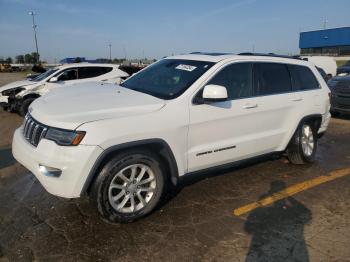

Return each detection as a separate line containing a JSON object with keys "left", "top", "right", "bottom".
{"left": 292, "top": 98, "right": 303, "bottom": 102}
{"left": 243, "top": 103, "right": 258, "bottom": 109}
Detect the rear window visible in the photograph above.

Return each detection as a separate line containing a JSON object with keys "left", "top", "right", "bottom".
{"left": 288, "top": 65, "right": 319, "bottom": 91}
{"left": 78, "top": 67, "right": 113, "bottom": 79}
{"left": 254, "top": 63, "right": 292, "bottom": 96}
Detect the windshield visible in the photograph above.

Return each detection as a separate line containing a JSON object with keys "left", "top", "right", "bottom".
{"left": 32, "top": 68, "right": 59, "bottom": 82}
{"left": 121, "top": 59, "right": 215, "bottom": 99}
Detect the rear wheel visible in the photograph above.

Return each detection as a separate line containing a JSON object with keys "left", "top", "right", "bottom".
{"left": 91, "top": 150, "right": 166, "bottom": 223}
{"left": 287, "top": 121, "right": 318, "bottom": 164}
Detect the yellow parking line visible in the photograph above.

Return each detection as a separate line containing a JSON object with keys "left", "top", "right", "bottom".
{"left": 233, "top": 168, "right": 350, "bottom": 217}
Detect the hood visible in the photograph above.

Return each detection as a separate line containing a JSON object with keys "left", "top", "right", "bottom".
{"left": 0, "top": 79, "right": 34, "bottom": 93}
{"left": 337, "top": 66, "right": 350, "bottom": 73}
{"left": 30, "top": 82, "right": 165, "bottom": 130}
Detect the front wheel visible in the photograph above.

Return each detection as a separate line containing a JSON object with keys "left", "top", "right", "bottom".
{"left": 19, "top": 98, "right": 36, "bottom": 116}
{"left": 91, "top": 150, "right": 166, "bottom": 223}
{"left": 287, "top": 122, "right": 318, "bottom": 165}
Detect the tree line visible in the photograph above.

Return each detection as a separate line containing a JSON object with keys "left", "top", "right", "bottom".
{"left": 0, "top": 52, "right": 40, "bottom": 64}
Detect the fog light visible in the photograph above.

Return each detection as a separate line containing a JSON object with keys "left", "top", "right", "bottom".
{"left": 39, "top": 165, "right": 62, "bottom": 177}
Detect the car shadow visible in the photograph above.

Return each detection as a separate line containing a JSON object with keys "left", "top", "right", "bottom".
{"left": 161, "top": 153, "right": 281, "bottom": 206}
{"left": 0, "top": 147, "right": 16, "bottom": 170}
{"left": 244, "top": 180, "right": 311, "bottom": 261}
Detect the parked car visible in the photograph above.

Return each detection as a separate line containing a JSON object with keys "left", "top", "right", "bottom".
{"left": 328, "top": 75, "right": 350, "bottom": 115}
{"left": 336, "top": 60, "right": 350, "bottom": 75}
{"left": 301, "top": 56, "right": 337, "bottom": 77}
{"left": 12, "top": 53, "right": 331, "bottom": 223}
{"left": 0, "top": 63, "right": 129, "bottom": 115}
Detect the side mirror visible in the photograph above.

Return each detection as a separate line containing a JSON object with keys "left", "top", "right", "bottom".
{"left": 202, "top": 84, "right": 228, "bottom": 102}
{"left": 49, "top": 77, "right": 58, "bottom": 83}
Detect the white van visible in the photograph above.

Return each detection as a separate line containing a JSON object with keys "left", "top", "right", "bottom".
{"left": 301, "top": 56, "right": 337, "bottom": 77}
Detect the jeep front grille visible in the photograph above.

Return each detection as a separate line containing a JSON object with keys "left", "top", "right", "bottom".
{"left": 22, "top": 114, "right": 48, "bottom": 147}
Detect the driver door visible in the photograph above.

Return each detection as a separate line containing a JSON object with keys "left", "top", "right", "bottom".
{"left": 187, "top": 62, "right": 264, "bottom": 172}
{"left": 46, "top": 68, "right": 78, "bottom": 91}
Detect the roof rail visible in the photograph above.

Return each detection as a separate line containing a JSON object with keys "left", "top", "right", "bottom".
{"left": 189, "top": 52, "right": 233, "bottom": 56}
{"left": 238, "top": 52, "right": 302, "bottom": 60}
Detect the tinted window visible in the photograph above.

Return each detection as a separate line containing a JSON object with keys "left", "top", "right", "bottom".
{"left": 57, "top": 69, "right": 77, "bottom": 81}
{"left": 208, "top": 63, "right": 253, "bottom": 100}
{"left": 254, "top": 63, "right": 292, "bottom": 95}
{"left": 78, "top": 67, "right": 112, "bottom": 79}
{"left": 121, "top": 59, "right": 214, "bottom": 99}
{"left": 288, "top": 65, "right": 319, "bottom": 91}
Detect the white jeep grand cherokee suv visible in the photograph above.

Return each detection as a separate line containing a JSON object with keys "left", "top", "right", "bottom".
{"left": 12, "top": 53, "right": 331, "bottom": 223}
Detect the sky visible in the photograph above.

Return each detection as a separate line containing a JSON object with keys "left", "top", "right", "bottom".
{"left": 0, "top": 0, "right": 349, "bottom": 63}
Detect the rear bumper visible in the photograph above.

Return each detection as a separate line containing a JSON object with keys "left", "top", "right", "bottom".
{"left": 318, "top": 111, "right": 331, "bottom": 134}
{"left": 12, "top": 128, "right": 103, "bottom": 198}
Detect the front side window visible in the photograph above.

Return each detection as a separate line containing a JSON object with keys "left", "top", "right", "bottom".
{"left": 121, "top": 59, "right": 214, "bottom": 99}
{"left": 254, "top": 63, "right": 292, "bottom": 96}
{"left": 208, "top": 63, "right": 253, "bottom": 100}
{"left": 57, "top": 69, "right": 78, "bottom": 81}
{"left": 288, "top": 65, "right": 320, "bottom": 91}
{"left": 78, "top": 67, "right": 113, "bottom": 79}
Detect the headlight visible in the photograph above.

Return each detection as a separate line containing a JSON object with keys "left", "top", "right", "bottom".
{"left": 45, "top": 128, "right": 86, "bottom": 146}
{"left": 1, "top": 87, "right": 25, "bottom": 96}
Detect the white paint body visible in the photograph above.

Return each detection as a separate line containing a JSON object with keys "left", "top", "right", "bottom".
{"left": 0, "top": 63, "right": 129, "bottom": 104}
{"left": 12, "top": 54, "right": 331, "bottom": 198}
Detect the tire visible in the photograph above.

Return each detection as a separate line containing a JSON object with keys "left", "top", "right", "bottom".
{"left": 91, "top": 149, "right": 166, "bottom": 223}
{"left": 287, "top": 121, "right": 318, "bottom": 165}
{"left": 19, "top": 98, "right": 36, "bottom": 117}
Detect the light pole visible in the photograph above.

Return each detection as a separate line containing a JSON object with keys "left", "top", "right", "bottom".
{"left": 323, "top": 17, "right": 328, "bottom": 30}
{"left": 108, "top": 42, "right": 112, "bottom": 62}
{"left": 29, "top": 11, "right": 40, "bottom": 64}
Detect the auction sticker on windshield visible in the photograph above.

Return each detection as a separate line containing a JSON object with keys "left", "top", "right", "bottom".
{"left": 176, "top": 64, "right": 197, "bottom": 72}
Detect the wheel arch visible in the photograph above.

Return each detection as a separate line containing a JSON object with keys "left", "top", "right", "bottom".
{"left": 297, "top": 114, "right": 322, "bottom": 131}
{"left": 286, "top": 113, "right": 323, "bottom": 147}
{"left": 22, "top": 93, "right": 41, "bottom": 101}
{"left": 82, "top": 139, "right": 179, "bottom": 195}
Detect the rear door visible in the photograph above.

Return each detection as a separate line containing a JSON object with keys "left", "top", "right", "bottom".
{"left": 249, "top": 62, "right": 298, "bottom": 153}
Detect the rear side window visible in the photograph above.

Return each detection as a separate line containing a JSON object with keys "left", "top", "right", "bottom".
{"left": 208, "top": 63, "right": 253, "bottom": 100}
{"left": 288, "top": 65, "right": 320, "bottom": 91}
{"left": 78, "top": 67, "right": 113, "bottom": 79}
{"left": 254, "top": 63, "right": 292, "bottom": 96}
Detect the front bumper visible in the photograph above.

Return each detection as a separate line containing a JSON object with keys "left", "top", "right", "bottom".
{"left": 331, "top": 93, "right": 350, "bottom": 114}
{"left": 12, "top": 128, "right": 103, "bottom": 198}
{"left": 0, "top": 95, "right": 9, "bottom": 106}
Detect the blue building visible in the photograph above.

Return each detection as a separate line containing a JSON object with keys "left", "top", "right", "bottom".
{"left": 299, "top": 27, "right": 350, "bottom": 55}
